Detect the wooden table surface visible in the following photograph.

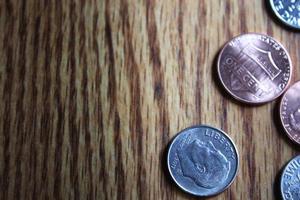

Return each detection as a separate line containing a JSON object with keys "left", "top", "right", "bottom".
{"left": 1, "top": 0, "right": 300, "bottom": 199}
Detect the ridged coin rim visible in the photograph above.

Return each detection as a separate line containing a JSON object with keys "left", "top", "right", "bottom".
{"left": 167, "top": 125, "right": 239, "bottom": 197}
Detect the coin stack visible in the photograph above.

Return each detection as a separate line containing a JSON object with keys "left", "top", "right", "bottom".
{"left": 166, "top": 1, "right": 300, "bottom": 198}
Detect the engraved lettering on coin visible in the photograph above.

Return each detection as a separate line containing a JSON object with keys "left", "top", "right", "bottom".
{"left": 167, "top": 125, "right": 239, "bottom": 197}
{"left": 225, "top": 44, "right": 279, "bottom": 97}
{"left": 177, "top": 140, "right": 230, "bottom": 189}
{"left": 281, "top": 156, "right": 300, "bottom": 200}
{"left": 218, "top": 33, "right": 292, "bottom": 104}
{"left": 270, "top": 0, "right": 300, "bottom": 29}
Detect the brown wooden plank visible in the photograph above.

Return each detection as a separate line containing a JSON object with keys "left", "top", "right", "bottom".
{"left": 0, "top": 0, "right": 299, "bottom": 199}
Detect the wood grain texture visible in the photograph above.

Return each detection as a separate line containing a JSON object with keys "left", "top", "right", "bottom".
{"left": 0, "top": 0, "right": 299, "bottom": 199}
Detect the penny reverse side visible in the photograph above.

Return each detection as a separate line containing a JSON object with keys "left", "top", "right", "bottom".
{"left": 218, "top": 33, "right": 292, "bottom": 104}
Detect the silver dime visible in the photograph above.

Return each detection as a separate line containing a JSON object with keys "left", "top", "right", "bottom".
{"left": 270, "top": 0, "right": 300, "bottom": 29}
{"left": 167, "top": 125, "right": 239, "bottom": 197}
{"left": 281, "top": 155, "right": 300, "bottom": 200}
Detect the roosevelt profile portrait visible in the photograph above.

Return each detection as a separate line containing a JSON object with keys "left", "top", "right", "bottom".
{"left": 290, "top": 107, "right": 300, "bottom": 132}
{"left": 177, "top": 140, "right": 230, "bottom": 189}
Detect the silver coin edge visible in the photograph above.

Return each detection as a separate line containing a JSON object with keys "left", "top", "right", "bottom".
{"left": 280, "top": 155, "right": 300, "bottom": 199}
{"left": 269, "top": 0, "right": 300, "bottom": 30}
{"left": 217, "top": 33, "right": 293, "bottom": 105}
{"left": 167, "top": 125, "right": 239, "bottom": 197}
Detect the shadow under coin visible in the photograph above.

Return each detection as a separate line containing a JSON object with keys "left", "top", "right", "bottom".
{"left": 273, "top": 165, "right": 284, "bottom": 200}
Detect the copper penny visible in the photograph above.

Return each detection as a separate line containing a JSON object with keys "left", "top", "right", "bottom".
{"left": 217, "top": 33, "right": 292, "bottom": 104}
{"left": 280, "top": 81, "right": 300, "bottom": 145}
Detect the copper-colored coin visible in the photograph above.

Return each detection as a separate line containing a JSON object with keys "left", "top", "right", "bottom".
{"left": 217, "top": 33, "right": 292, "bottom": 104}
{"left": 280, "top": 81, "right": 300, "bottom": 145}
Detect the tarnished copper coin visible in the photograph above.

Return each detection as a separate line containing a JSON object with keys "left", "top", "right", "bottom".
{"left": 217, "top": 33, "right": 292, "bottom": 104}
{"left": 280, "top": 81, "right": 300, "bottom": 145}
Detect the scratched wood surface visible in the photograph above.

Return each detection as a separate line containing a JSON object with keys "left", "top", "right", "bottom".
{"left": 0, "top": 0, "right": 300, "bottom": 199}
